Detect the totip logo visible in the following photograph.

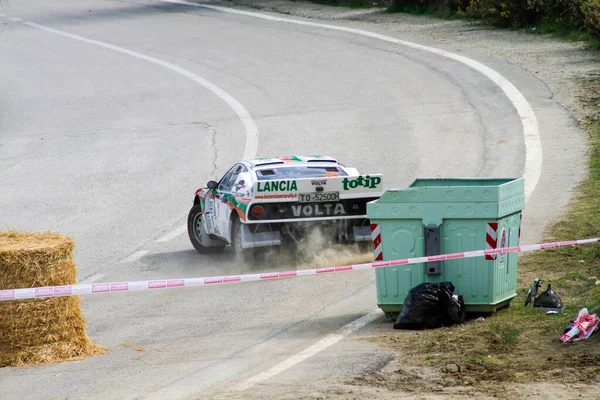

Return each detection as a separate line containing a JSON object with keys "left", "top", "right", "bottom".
{"left": 342, "top": 175, "right": 381, "bottom": 190}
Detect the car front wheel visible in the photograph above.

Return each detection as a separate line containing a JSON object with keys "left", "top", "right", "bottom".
{"left": 187, "top": 204, "right": 224, "bottom": 254}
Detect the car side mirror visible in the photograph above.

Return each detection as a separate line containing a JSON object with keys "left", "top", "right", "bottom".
{"left": 207, "top": 180, "right": 218, "bottom": 189}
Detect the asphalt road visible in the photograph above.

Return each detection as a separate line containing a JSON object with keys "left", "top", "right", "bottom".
{"left": 0, "top": 0, "right": 585, "bottom": 399}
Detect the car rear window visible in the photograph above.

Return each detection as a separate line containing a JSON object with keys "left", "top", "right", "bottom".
{"left": 256, "top": 166, "right": 347, "bottom": 180}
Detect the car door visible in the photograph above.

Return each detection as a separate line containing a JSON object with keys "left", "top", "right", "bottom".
{"left": 214, "top": 164, "right": 245, "bottom": 240}
{"left": 204, "top": 165, "right": 236, "bottom": 238}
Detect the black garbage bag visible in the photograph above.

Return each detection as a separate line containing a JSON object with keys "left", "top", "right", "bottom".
{"left": 533, "top": 284, "right": 564, "bottom": 309}
{"left": 394, "top": 282, "right": 465, "bottom": 330}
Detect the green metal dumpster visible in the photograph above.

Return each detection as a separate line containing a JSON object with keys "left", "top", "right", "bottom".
{"left": 367, "top": 178, "right": 524, "bottom": 315}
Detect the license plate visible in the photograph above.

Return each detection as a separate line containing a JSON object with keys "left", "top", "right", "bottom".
{"left": 299, "top": 192, "right": 339, "bottom": 203}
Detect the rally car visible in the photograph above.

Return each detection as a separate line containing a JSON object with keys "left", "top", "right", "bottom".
{"left": 187, "top": 156, "right": 383, "bottom": 255}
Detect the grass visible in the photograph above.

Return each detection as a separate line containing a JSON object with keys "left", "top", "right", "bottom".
{"left": 304, "top": 0, "right": 389, "bottom": 10}
{"left": 368, "top": 74, "right": 600, "bottom": 391}
{"left": 490, "top": 322, "right": 521, "bottom": 345}
{"left": 387, "top": 2, "right": 462, "bottom": 19}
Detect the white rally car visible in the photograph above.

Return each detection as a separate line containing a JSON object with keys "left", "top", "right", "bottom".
{"left": 187, "top": 156, "right": 382, "bottom": 255}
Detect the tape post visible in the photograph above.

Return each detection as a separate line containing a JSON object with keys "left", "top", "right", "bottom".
{"left": 1, "top": 237, "right": 599, "bottom": 302}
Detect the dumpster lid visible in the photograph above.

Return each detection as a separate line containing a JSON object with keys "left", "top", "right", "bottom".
{"left": 409, "top": 178, "right": 518, "bottom": 188}
{"left": 370, "top": 177, "right": 524, "bottom": 204}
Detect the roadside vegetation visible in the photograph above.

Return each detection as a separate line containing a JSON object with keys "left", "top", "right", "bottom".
{"left": 308, "top": 0, "right": 383, "bottom": 8}
{"left": 310, "top": 0, "right": 600, "bottom": 45}
{"left": 390, "top": 0, "right": 600, "bottom": 41}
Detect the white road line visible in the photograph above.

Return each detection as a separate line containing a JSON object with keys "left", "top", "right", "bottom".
{"left": 80, "top": 273, "right": 104, "bottom": 284}
{"left": 9, "top": 17, "right": 22, "bottom": 22}
{"left": 118, "top": 250, "right": 149, "bottom": 264}
{"left": 20, "top": 20, "right": 259, "bottom": 161}
{"left": 0, "top": 13, "right": 6, "bottom": 17}
{"left": 235, "top": 310, "right": 382, "bottom": 391}
{"left": 156, "top": 224, "right": 187, "bottom": 242}
{"left": 161, "top": 0, "right": 542, "bottom": 203}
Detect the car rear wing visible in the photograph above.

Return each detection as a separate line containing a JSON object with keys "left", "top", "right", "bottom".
{"left": 251, "top": 174, "right": 383, "bottom": 203}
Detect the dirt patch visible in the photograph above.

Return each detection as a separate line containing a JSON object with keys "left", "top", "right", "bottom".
{"left": 360, "top": 314, "right": 600, "bottom": 397}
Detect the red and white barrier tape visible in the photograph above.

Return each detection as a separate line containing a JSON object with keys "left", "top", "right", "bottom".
{"left": 1, "top": 237, "right": 599, "bottom": 302}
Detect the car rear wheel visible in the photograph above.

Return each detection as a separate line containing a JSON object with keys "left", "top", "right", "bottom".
{"left": 231, "top": 216, "right": 263, "bottom": 263}
{"left": 188, "top": 204, "right": 224, "bottom": 254}
{"left": 231, "top": 217, "right": 244, "bottom": 255}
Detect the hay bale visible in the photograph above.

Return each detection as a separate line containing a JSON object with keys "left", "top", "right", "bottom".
{"left": 0, "top": 231, "right": 105, "bottom": 366}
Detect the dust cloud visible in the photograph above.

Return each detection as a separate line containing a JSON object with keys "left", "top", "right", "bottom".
{"left": 262, "top": 228, "right": 375, "bottom": 271}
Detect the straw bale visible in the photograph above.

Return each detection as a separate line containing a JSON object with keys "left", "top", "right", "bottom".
{"left": 0, "top": 231, "right": 105, "bottom": 366}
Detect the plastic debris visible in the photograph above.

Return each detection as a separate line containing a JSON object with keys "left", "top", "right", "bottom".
{"left": 524, "top": 278, "right": 541, "bottom": 307}
{"left": 560, "top": 308, "right": 599, "bottom": 343}
{"left": 524, "top": 279, "right": 564, "bottom": 311}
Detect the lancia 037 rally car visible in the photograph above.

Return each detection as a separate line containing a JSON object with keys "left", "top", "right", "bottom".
{"left": 187, "top": 156, "right": 383, "bottom": 256}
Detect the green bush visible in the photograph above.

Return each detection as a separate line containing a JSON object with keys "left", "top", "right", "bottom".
{"left": 528, "top": 0, "right": 585, "bottom": 31}
{"left": 390, "top": 0, "right": 443, "bottom": 13}
{"left": 390, "top": 0, "right": 600, "bottom": 42}
{"left": 393, "top": 0, "right": 470, "bottom": 11}
{"left": 464, "top": 0, "right": 536, "bottom": 27}
{"left": 581, "top": 0, "right": 600, "bottom": 39}
{"left": 312, "top": 0, "right": 393, "bottom": 6}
